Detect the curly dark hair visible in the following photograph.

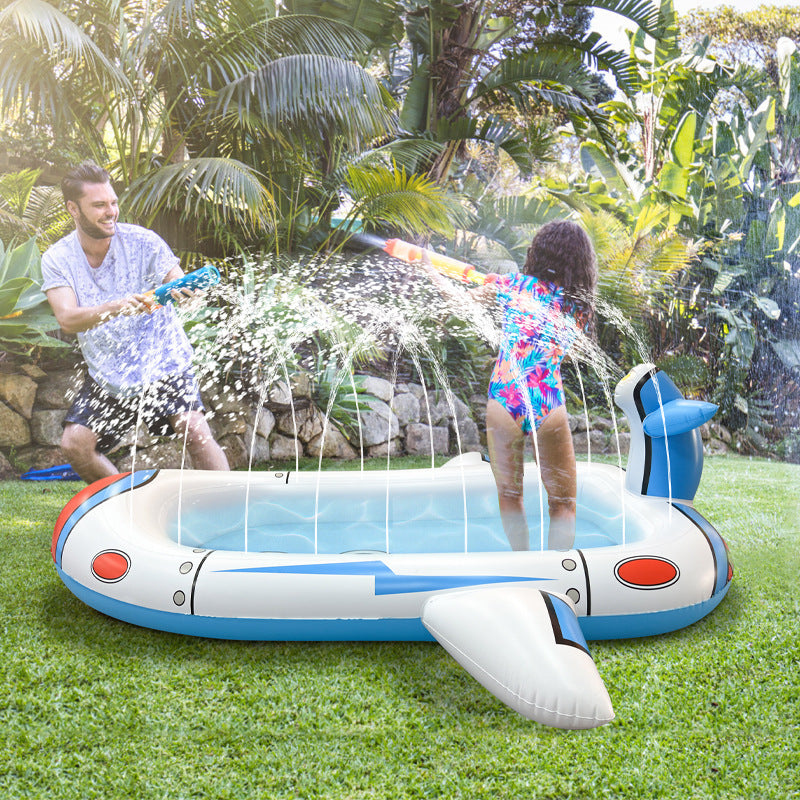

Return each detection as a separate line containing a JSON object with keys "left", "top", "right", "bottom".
{"left": 61, "top": 161, "right": 112, "bottom": 205}
{"left": 523, "top": 219, "right": 597, "bottom": 307}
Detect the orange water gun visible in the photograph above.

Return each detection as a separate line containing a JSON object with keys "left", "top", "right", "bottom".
{"left": 383, "top": 239, "right": 490, "bottom": 285}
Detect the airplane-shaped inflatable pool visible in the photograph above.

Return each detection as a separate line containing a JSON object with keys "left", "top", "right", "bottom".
{"left": 52, "top": 364, "right": 731, "bottom": 729}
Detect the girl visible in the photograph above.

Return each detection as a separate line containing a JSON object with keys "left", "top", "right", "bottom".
{"left": 422, "top": 220, "right": 597, "bottom": 550}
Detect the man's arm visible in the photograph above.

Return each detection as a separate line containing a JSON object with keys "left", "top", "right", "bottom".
{"left": 45, "top": 286, "right": 153, "bottom": 334}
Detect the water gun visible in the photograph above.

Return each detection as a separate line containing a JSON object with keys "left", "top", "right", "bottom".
{"left": 383, "top": 239, "right": 489, "bottom": 285}
{"left": 144, "top": 265, "right": 221, "bottom": 308}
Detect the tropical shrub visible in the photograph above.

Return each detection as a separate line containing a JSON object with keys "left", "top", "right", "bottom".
{"left": 0, "top": 238, "right": 65, "bottom": 357}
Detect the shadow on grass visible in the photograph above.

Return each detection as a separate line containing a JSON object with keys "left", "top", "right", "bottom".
{"left": 38, "top": 579, "right": 492, "bottom": 717}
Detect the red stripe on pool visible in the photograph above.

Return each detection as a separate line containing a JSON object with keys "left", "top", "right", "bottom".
{"left": 51, "top": 473, "right": 131, "bottom": 561}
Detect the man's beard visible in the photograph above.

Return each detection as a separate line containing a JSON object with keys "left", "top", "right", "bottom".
{"left": 77, "top": 210, "right": 116, "bottom": 240}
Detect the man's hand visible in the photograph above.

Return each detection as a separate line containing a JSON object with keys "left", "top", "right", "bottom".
{"left": 117, "top": 293, "right": 157, "bottom": 316}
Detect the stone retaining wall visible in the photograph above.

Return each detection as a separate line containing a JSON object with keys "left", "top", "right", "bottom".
{"left": 0, "top": 361, "right": 732, "bottom": 479}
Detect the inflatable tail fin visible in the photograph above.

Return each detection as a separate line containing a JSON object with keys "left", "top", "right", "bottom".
{"left": 615, "top": 364, "right": 718, "bottom": 501}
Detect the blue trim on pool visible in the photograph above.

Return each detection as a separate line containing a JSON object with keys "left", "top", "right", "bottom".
{"left": 672, "top": 502, "right": 731, "bottom": 595}
{"left": 54, "top": 470, "right": 157, "bottom": 566}
{"left": 57, "top": 569, "right": 731, "bottom": 643}
{"left": 580, "top": 583, "right": 731, "bottom": 640}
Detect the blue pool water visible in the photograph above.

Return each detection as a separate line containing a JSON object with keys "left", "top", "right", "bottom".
{"left": 167, "top": 477, "right": 627, "bottom": 554}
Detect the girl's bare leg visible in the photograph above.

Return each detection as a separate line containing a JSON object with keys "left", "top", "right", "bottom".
{"left": 486, "top": 399, "right": 529, "bottom": 550}
{"left": 536, "top": 405, "right": 577, "bottom": 549}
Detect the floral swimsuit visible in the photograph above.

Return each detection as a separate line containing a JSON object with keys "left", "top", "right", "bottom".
{"left": 486, "top": 272, "right": 581, "bottom": 433}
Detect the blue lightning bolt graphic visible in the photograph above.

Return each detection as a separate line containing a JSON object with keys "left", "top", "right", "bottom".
{"left": 214, "top": 560, "right": 550, "bottom": 595}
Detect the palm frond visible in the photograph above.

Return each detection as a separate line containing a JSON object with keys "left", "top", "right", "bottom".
{"left": 0, "top": 0, "right": 126, "bottom": 88}
{"left": 545, "top": 32, "right": 639, "bottom": 96}
{"left": 263, "top": 14, "right": 372, "bottom": 60}
{"left": 283, "top": 0, "right": 400, "bottom": 51}
{"left": 564, "top": 0, "right": 662, "bottom": 39}
{"left": 122, "top": 158, "right": 276, "bottom": 233}
{"left": 474, "top": 48, "right": 597, "bottom": 103}
{"left": 0, "top": 169, "right": 39, "bottom": 217}
{"left": 344, "top": 164, "right": 458, "bottom": 236}
{"left": 213, "top": 54, "right": 397, "bottom": 149}
{"left": 436, "top": 116, "right": 532, "bottom": 174}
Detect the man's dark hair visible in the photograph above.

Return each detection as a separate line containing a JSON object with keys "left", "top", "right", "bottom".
{"left": 61, "top": 161, "right": 112, "bottom": 205}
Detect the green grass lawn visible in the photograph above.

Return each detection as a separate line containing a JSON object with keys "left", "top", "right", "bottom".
{"left": 1, "top": 456, "right": 798, "bottom": 799}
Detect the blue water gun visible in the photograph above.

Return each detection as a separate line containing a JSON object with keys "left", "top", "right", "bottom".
{"left": 146, "top": 265, "right": 221, "bottom": 307}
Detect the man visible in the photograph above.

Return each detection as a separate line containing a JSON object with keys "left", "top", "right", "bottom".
{"left": 41, "top": 161, "right": 229, "bottom": 482}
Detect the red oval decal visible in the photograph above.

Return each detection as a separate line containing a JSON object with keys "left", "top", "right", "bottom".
{"left": 92, "top": 551, "right": 130, "bottom": 582}
{"left": 615, "top": 557, "right": 678, "bottom": 588}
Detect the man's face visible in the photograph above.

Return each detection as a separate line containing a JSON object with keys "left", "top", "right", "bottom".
{"left": 68, "top": 181, "right": 119, "bottom": 240}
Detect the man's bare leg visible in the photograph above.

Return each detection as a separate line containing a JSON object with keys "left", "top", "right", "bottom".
{"left": 61, "top": 423, "right": 118, "bottom": 483}
{"left": 170, "top": 411, "right": 229, "bottom": 470}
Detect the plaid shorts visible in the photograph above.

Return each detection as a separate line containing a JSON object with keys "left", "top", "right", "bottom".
{"left": 63, "top": 371, "right": 204, "bottom": 453}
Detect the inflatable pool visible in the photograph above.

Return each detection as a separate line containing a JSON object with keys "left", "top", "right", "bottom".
{"left": 52, "top": 364, "right": 732, "bottom": 728}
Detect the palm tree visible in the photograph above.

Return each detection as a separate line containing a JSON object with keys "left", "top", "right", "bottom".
{"left": 1, "top": 0, "right": 459, "bottom": 256}
{"left": 285, "top": 0, "right": 664, "bottom": 185}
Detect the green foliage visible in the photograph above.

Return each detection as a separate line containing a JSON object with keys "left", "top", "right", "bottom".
{"left": 0, "top": 237, "right": 64, "bottom": 356}
{"left": 0, "top": 0, "right": 421, "bottom": 257}
{"left": 304, "top": 0, "right": 663, "bottom": 186}
{"left": 0, "top": 169, "right": 72, "bottom": 247}
{"left": 311, "top": 358, "right": 381, "bottom": 445}
{"left": 545, "top": 10, "right": 800, "bottom": 447}
{"left": 681, "top": 3, "right": 800, "bottom": 75}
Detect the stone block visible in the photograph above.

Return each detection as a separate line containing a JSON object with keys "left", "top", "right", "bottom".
{"left": 242, "top": 408, "right": 276, "bottom": 464}
{"left": 405, "top": 423, "right": 449, "bottom": 455}
{"left": 270, "top": 433, "right": 303, "bottom": 461}
{"left": 452, "top": 418, "right": 481, "bottom": 451}
{"left": 607, "top": 431, "right": 630, "bottom": 456}
{"left": 209, "top": 413, "right": 248, "bottom": 437}
{"left": 358, "top": 399, "right": 400, "bottom": 447}
{"left": 705, "top": 439, "right": 729, "bottom": 456}
{"left": 0, "top": 373, "right": 37, "bottom": 418}
{"left": 390, "top": 392, "right": 421, "bottom": 425}
{"left": 571, "top": 429, "right": 611, "bottom": 455}
{"left": 218, "top": 434, "right": 249, "bottom": 470}
{"left": 307, "top": 426, "right": 358, "bottom": 459}
{"left": 367, "top": 439, "right": 402, "bottom": 458}
{"left": 406, "top": 382, "right": 426, "bottom": 400}
{"left": 275, "top": 406, "right": 325, "bottom": 443}
{"left": 266, "top": 373, "right": 312, "bottom": 407}
{"left": 267, "top": 381, "right": 293, "bottom": 407}
{"left": 202, "top": 382, "right": 252, "bottom": 418}
{"left": 0, "top": 449, "right": 16, "bottom": 479}
{"left": 424, "top": 393, "right": 450, "bottom": 426}
{"left": 0, "top": 401, "right": 30, "bottom": 448}
{"left": 360, "top": 375, "right": 395, "bottom": 402}
{"left": 15, "top": 446, "right": 66, "bottom": 471}
{"left": 21, "top": 364, "right": 47, "bottom": 381}
{"left": 240, "top": 431, "right": 270, "bottom": 465}
{"left": 30, "top": 409, "right": 67, "bottom": 446}
{"left": 36, "top": 370, "right": 83, "bottom": 410}
{"left": 115, "top": 441, "right": 191, "bottom": 472}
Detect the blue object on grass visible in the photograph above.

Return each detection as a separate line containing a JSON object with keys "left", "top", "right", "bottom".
{"left": 21, "top": 464, "right": 81, "bottom": 481}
